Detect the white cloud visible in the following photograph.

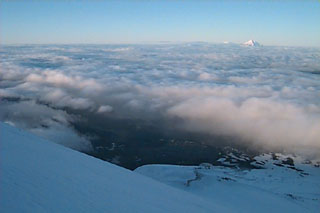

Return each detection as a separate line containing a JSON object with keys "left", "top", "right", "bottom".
{"left": 97, "top": 105, "right": 113, "bottom": 114}
{"left": 0, "top": 43, "right": 319, "bottom": 155}
{"left": 0, "top": 100, "right": 92, "bottom": 152}
{"left": 167, "top": 97, "right": 320, "bottom": 150}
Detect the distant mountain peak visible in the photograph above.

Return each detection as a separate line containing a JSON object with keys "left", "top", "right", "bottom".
{"left": 243, "top": 40, "right": 261, "bottom": 46}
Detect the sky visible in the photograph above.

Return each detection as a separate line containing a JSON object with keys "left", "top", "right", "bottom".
{"left": 1, "top": 1, "right": 320, "bottom": 46}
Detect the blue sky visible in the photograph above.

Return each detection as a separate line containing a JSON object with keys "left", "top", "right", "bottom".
{"left": 1, "top": 0, "right": 320, "bottom": 46}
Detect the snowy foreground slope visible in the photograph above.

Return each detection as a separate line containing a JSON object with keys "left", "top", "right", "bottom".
{"left": 1, "top": 122, "right": 319, "bottom": 213}
{"left": 0, "top": 122, "right": 228, "bottom": 213}
{"left": 136, "top": 155, "right": 320, "bottom": 212}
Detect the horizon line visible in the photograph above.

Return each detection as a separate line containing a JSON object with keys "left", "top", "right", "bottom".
{"left": 1, "top": 41, "right": 319, "bottom": 48}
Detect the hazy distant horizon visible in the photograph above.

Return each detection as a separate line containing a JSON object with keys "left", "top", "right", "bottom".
{"left": 1, "top": 1, "right": 320, "bottom": 47}
{"left": 2, "top": 41, "right": 320, "bottom": 49}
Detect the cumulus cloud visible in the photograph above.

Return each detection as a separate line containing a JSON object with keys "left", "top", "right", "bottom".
{"left": 0, "top": 43, "right": 319, "bottom": 155}
{"left": 97, "top": 105, "right": 113, "bottom": 114}
{"left": 0, "top": 100, "right": 92, "bottom": 151}
{"left": 167, "top": 97, "right": 320, "bottom": 150}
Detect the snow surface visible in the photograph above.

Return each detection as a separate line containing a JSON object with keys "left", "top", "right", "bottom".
{"left": 0, "top": 122, "right": 229, "bottom": 213}
{"left": 1, "top": 121, "right": 319, "bottom": 213}
{"left": 136, "top": 156, "right": 320, "bottom": 213}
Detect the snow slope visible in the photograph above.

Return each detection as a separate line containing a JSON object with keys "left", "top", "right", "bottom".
{"left": 0, "top": 122, "right": 228, "bottom": 213}
{"left": 136, "top": 156, "right": 320, "bottom": 213}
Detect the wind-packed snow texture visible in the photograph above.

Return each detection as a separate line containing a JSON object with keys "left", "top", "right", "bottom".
{"left": 0, "top": 122, "right": 228, "bottom": 213}
{"left": 0, "top": 43, "right": 320, "bottom": 156}
{"left": 136, "top": 155, "right": 320, "bottom": 213}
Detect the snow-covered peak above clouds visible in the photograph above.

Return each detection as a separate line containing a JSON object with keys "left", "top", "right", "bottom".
{"left": 243, "top": 40, "right": 261, "bottom": 46}
{"left": 0, "top": 122, "right": 228, "bottom": 212}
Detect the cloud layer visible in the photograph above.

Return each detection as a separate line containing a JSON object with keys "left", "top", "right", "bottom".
{"left": 0, "top": 43, "right": 319, "bottom": 155}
